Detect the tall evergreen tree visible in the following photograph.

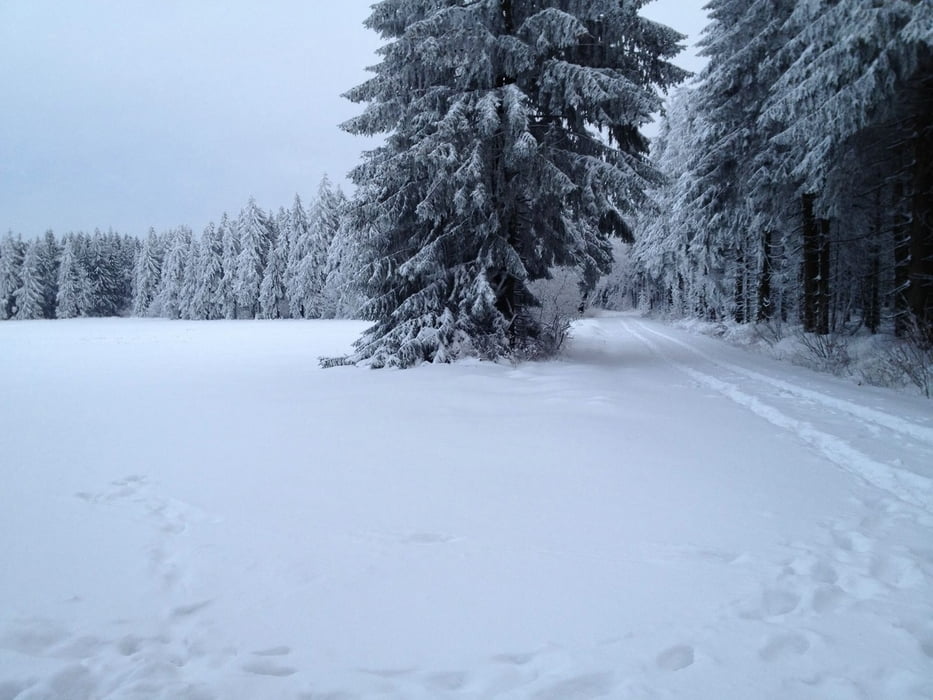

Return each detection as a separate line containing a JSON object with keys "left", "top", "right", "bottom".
{"left": 285, "top": 195, "right": 314, "bottom": 318}
{"left": 155, "top": 226, "right": 193, "bottom": 320}
{"left": 84, "top": 231, "right": 124, "bottom": 317}
{"left": 56, "top": 234, "right": 89, "bottom": 319}
{"left": 190, "top": 222, "right": 225, "bottom": 320}
{"left": 218, "top": 213, "right": 240, "bottom": 320}
{"left": 234, "top": 198, "right": 273, "bottom": 319}
{"left": 338, "top": 0, "right": 687, "bottom": 366}
{"left": 259, "top": 219, "right": 288, "bottom": 320}
{"left": 13, "top": 240, "right": 46, "bottom": 320}
{"left": 761, "top": 0, "right": 933, "bottom": 331}
{"left": 0, "top": 232, "right": 25, "bottom": 320}
{"left": 132, "top": 228, "right": 164, "bottom": 316}
{"left": 36, "top": 231, "right": 61, "bottom": 318}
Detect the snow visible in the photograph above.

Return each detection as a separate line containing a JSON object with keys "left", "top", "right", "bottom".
{"left": 1, "top": 313, "right": 932, "bottom": 699}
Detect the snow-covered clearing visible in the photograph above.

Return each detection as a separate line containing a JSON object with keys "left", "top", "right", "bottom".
{"left": 1, "top": 313, "right": 932, "bottom": 699}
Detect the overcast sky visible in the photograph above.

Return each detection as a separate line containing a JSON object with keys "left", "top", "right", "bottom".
{"left": 0, "top": 1, "right": 708, "bottom": 238}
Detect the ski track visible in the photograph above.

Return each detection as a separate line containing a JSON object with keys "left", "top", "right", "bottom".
{"left": 633, "top": 319, "right": 933, "bottom": 446}
{"left": 623, "top": 318, "right": 933, "bottom": 517}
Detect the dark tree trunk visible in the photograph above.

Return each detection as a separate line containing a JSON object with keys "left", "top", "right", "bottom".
{"left": 865, "top": 199, "right": 882, "bottom": 333}
{"left": 893, "top": 178, "right": 911, "bottom": 335}
{"left": 802, "top": 193, "right": 820, "bottom": 332}
{"left": 865, "top": 250, "right": 882, "bottom": 333}
{"left": 757, "top": 229, "right": 773, "bottom": 321}
{"left": 734, "top": 246, "right": 746, "bottom": 323}
{"left": 817, "top": 217, "right": 831, "bottom": 335}
{"left": 907, "top": 77, "right": 933, "bottom": 335}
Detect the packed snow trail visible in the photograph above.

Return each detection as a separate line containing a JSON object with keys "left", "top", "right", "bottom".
{"left": 621, "top": 317, "right": 933, "bottom": 515}
{"left": 1, "top": 316, "right": 931, "bottom": 699}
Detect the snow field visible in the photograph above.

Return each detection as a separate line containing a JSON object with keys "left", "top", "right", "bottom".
{"left": 1, "top": 315, "right": 932, "bottom": 699}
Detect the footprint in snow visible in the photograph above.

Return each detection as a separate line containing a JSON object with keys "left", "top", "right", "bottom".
{"left": 656, "top": 645, "right": 695, "bottom": 672}
{"left": 171, "top": 600, "right": 212, "bottom": 618}
{"left": 739, "top": 589, "right": 801, "bottom": 619}
{"left": 241, "top": 659, "right": 297, "bottom": 677}
{"left": 531, "top": 672, "right": 615, "bottom": 700}
{"left": 0, "top": 618, "right": 69, "bottom": 656}
{"left": 491, "top": 651, "right": 536, "bottom": 666}
{"left": 424, "top": 671, "right": 468, "bottom": 691}
{"left": 758, "top": 633, "right": 810, "bottom": 661}
{"left": 252, "top": 645, "right": 291, "bottom": 657}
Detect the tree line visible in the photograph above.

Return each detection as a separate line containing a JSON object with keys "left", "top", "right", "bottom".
{"left": 4, "top": 1, "right": 931, "bottom": 373}
{"left": 631, "top": 0, "right": 932, "bottom": 341}
{"left": 0, "top": 178, "right": 360, "bottom": 322}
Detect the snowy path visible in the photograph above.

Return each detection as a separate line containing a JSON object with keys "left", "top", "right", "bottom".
{"left": 1, "top": 315, "right": 931, "bottom": 699}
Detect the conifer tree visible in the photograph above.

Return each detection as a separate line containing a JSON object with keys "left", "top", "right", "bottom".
{"left": 56, "top": 234, "right": 89, "bottom": 319}
{"left": 155, "top": 227, "right": 193, "bottom": 320}
{"left": 132, "top": 228, "right": 164, "bottom": 316}
{"left": 190, "top": 222, "right": 225, "bottom": 320}
{"left": 0, "top": 232, "right": 25, "bottom": 320}
{"left": 13, "top": 240, "right": 46, "bottom": 320}
{"left": 285, "top": 195, "right": 313, "bottom": 318}
{"left": 259, "top": 219, "right": 288, "bottom": 319}
{"left": 36, "top": 231, "right": 61, "bottom": 318}
{"left": 218, "top": 213, "right": 240, "bottom": 320}
{"left": 338, "top": 0, "right": 687, "bottom": 366}
{"left": 234, "top": 198, "right": 273, "bottom": 319}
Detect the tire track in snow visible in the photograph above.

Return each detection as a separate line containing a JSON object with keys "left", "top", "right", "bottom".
{"left": 621, "top": 319, "right": 933, "bottom": 515}
{"left": 633, "top": 320, "right": 933, "bottom": 446}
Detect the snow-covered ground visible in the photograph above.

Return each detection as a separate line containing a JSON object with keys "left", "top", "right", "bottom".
{"left": 1, "top": 313, "right": 931, "bottom": 699}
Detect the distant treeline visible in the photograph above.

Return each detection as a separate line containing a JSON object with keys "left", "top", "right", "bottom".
{"left": 0, "top": 178, "right": 362, "bottom": 322}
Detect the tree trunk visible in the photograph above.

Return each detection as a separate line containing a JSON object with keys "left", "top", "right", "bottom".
{"left": 802, "top": 193, "right": 820, "bottom": 332}
{"left": 893, "top": 178, "right": 911, "bottom": 335}
{"left": 757, "top": 229, "right": 773, "bottom": 321}
{"left": 734, "top": 246, "right": 746, "bottom": 323}
{"left": 907, "top": 76, "right": 933, "bottom": 335}
{"left": 817, "top": 217, "right": 831, "bottom": 335}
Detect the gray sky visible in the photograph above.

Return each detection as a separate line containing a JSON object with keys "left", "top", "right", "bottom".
{"left": 0, "top": 1, "right": 708, "bottom": 238}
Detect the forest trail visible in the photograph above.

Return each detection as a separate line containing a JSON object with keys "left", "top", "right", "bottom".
{"left": 1, "top": 317, "right": 931, "bottom": 699}
{"left": 617, "top": 316, "right": 933, "bottom": 514}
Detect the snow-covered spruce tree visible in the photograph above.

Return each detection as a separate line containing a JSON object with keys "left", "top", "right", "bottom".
{"left": 13, "top": 240, "right": 46, "bottom": 320}
{"left": 299, "top": 177, "right": 347, "bottom": 318}
{"left": 321, "top": 205, "right": 366, "bottom": 319}
{"left": 84, "top": 231, "right": 130, "bottom": 317}
{"left": 258, "top": 217, "right": 288, "bottom": 319}
{"left": 634, "top": 0, "right": 797, "bottom": 324}
{"left": 632, "top": 86, "right": 707, "bottom": 316}
{"left": 0, "top": 232, "right": 25, "bottom": 319}
{"left": 234, "top": 198, "right": 273, "bottom": 319}
{"left": 36, "top": 230, "right": 61, "bottom": 318}
{"left": 761, "top": 0, "right": 933, "bottom": 332}
{"left": 335, "top": 0, "right": 687, "bottom": 367}
{"left": 154, "top": 226, "right": 193, "bottom": 320}
{"left": 179, "top": 233, "right": 201, "bottom": 320}
{"left": 218, "top": 213, "right": 240, "bottom": 320}
{"left": 132, "top": 228, "right": 164, "bottom": 316}
{"left": 56, "top": 234, "right": 89, "bottom": 319}
{"left": 284, "top": 195, "right": 312, "bottom": 318}
{"left": 190, "top": 222, "right": 225, "bottom": 320}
